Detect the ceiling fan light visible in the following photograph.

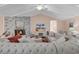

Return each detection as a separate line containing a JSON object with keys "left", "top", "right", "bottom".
{"left": 36, "top": 5, "right": 43, "bottom": 10}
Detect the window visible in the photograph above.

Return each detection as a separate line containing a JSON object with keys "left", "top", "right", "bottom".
{"left": 0, "top": 17, "right": 4, "bottom": 36}
{"left": 50, "top": 20, "right": 57, "bottom": 33}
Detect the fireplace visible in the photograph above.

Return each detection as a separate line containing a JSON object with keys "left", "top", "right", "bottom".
{"left": 15, "top": 29, "right": 25, "bottom": 36}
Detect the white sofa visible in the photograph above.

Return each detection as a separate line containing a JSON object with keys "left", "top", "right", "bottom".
{"left": 0, "top": 43, "right": 57, "bottom": 54}
{"left": 0, "top": 35, "right": 79, "bottom": 54}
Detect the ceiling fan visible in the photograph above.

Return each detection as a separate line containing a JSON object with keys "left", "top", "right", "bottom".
{"left": 36, "top": 4, "right": 48, "bottom": 11}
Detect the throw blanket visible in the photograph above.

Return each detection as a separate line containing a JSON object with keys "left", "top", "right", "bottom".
{"left": 8, "top": 35, "right": 22, "bottom": 43}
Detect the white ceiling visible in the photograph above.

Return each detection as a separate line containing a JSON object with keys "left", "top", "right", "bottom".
{"left": 0, "top": 4, "right": 79, "bottom": 19}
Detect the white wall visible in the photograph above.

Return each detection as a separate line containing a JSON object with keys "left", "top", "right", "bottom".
{"left": 30, "top": 14, "right": 56, "bottom": 34}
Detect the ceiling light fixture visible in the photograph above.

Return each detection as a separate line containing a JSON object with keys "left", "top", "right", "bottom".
{"left": 36, "top": 5, "right": 47, "bottom": 11}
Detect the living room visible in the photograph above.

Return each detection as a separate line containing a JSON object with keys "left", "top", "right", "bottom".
{"left": 0, "top": 4, "right": 79, "bottom": 54}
